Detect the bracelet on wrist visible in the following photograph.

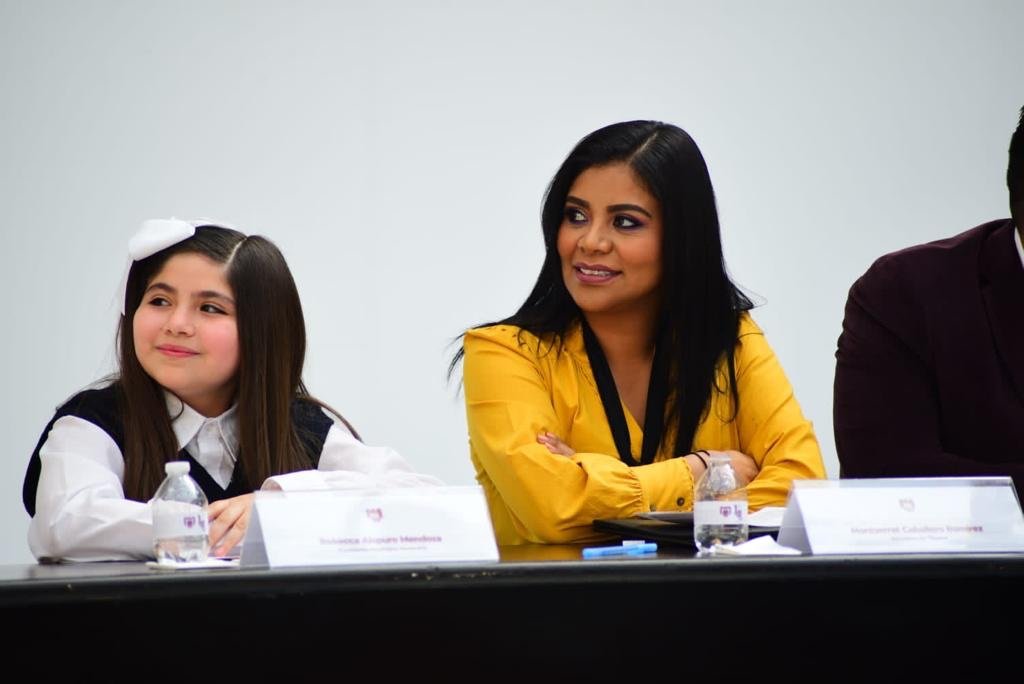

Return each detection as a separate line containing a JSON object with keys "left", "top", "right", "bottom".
{"left": 689, "top": 450, "right": 708, "bottom": 470}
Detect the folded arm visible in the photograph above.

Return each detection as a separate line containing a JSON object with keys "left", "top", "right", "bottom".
{"left": 29, "top": 416, "right": 153, "bottom": 561}
{"left": 464, "top": 328, "right": 694, "bottom": 544}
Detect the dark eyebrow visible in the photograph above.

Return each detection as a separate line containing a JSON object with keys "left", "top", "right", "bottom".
{"left": 145, "top": 282, "right": 176, "bottom": 295}
{"left": 608, "top": 203, "right": 653, "bottom": 219}
{"left": 197, "top": 290, "right": 235, "bottom": 304}
{"left": 565, "top": 196, "right": 652, "bottom": 219}
{"left": 144, "top": 282, "right": 235, "bottom": 304}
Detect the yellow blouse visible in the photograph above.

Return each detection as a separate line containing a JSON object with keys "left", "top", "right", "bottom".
{"left": 462, "top": 313, "right": 825, "bottom": 545}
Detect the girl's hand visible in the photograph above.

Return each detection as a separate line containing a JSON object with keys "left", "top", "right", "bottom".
{"left": 207, "top": 493, "right": 255, "bottom": 557}
{"left": 537, "top": 431, "right": 575, "bottom": 457}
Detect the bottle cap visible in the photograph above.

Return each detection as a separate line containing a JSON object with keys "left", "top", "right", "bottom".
{"left": 164, "top": 461, "right": 190, "bottom": 476}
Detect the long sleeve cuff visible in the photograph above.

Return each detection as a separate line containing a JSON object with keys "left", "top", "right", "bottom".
{"left": 633, "top": 457, "right": 695, "bottom": 512}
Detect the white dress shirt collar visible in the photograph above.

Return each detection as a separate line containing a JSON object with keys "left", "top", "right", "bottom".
{"left": 164, "top": 392, "right": 239, "bottom": 488}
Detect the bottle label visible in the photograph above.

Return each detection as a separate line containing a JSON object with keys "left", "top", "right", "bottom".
{"left": 694, "top": 500, "right": 748, "bottom": 525}
{"left": 153, "top": 501, "right": 208, "bottom": 539}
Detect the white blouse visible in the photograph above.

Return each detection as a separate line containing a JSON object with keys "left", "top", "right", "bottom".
{"left": 28, "top": 393, "right": 443, "bottom": 562}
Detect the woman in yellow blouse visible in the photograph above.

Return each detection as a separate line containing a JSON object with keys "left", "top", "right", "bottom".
{"left": 453, "top": 120, "right": 824, "bottom": 545}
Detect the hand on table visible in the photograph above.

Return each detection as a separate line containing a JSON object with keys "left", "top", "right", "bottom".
{"left": 207, "top": 493, "right": 254, "bottom": 557}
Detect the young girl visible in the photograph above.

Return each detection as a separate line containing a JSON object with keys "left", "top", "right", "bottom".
{"left": 24, "top": 218, "right": 441, "bottom": 561}
{"left": 453, "top": 121, "right": 825, "bottom": 545}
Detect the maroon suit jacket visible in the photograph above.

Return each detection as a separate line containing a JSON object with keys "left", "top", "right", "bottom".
{"left": 834, "top": 219, "right": 1024, "bottom": 498}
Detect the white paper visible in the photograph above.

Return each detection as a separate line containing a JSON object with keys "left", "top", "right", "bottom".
{"left": 778, "top": 477, "right": 1024, "bottom": 555}
{"left": 145, "top": 558, "right": 239, "bottom": 571}
{"left": 241, "top": 486, "right": 499, "bottom": 568}
{"left": 709, "top": 535, "right": 802, "bottom": 556}
{"left": 638, "top": 511, "right": 691, "bottom": 522}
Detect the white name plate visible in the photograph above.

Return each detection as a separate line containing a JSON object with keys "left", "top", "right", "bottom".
{"left": 240, "top": 486, "right": 499, "bottom": 568}
{"left": 777, "top": 477, "right": 1024, "bottom": 555}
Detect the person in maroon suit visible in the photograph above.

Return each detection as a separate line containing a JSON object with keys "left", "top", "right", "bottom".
{"left": 834, "top": 108, "right": 1024, "bottom": 498}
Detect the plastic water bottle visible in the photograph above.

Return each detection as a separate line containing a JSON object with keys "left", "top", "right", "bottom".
{"left": 694, "top": 453, "right": 748, "bottom": 553}
{"left": 152, "top": 461, "right": 209, "bottom": 563}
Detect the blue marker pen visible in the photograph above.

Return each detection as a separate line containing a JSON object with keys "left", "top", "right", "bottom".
{"left": 582, "top": 542, "right": 658, "bottom": 559}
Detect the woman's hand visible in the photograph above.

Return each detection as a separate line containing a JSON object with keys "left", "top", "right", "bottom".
{"left": 710, "top": 450, "right": 758, "bottom": 486}
{"left": 686, "top": 450, "right": 758, "bottom": 486}
{"left": 537, "top": 432, "right": 575, "bottom": 457}
{"left": 207, "top": 493, "right": 255, "bottom": 557}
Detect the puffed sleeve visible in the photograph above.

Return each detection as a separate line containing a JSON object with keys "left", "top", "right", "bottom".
{"left": 464, "top": 327, "right": 695, "bottom": 544}
{"left": 28, "top": 416, "right": 153, "bottom": 561}
{"left": 730, "top": 317, "right": 826, "bottom": 508}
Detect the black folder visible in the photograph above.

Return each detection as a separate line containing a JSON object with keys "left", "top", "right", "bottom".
{"left": 592, "top": 513, "right": 779, "bottom": 549}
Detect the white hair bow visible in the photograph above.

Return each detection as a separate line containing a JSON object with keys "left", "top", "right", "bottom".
{"left": 118, "top": 217, "right": 237, "bottom": 315}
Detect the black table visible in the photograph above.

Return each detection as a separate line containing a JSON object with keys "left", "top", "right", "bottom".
{"left": 5, "top": 546, "right": 1021, "bottom": 677}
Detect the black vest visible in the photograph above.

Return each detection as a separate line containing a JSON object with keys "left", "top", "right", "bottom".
{"left": 23, "top": 384, "right": 334, "bottom": 516}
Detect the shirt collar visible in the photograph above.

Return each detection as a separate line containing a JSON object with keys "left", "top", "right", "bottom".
{"left": 1016, "top": 224, "right": 1024, "bottom": 271}
{"left": 164, "top": 392, "right": 239, "bottom": 453}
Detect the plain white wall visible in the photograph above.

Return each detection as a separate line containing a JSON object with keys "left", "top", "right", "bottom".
{"left": 1, "top": 1, "right": 1021, "bottom": 565}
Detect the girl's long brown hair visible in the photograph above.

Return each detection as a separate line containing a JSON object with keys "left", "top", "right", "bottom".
{"left": 118, "top": 225, "right": 355, "bottom": 500}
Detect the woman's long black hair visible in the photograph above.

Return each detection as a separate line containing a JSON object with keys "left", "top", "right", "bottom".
{"left": 452, "top": 120, "right": 752, "bottom": 456}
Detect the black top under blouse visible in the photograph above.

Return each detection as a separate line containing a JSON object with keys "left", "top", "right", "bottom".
{"left": 22, "top": 384, "right": 334, "bottom": 516}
